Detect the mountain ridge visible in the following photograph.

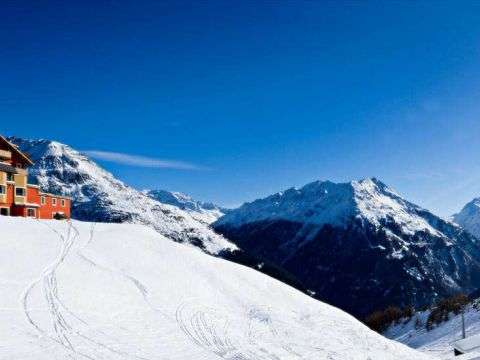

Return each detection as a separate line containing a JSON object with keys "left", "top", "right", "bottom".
{"left": 145, "top": 189, "right": 227, "bottom": 224}
{"left": 8, "top": 136, "right": 235, "bottom": 254}
{"left": 213, "top": 178, "right": 480, "bottom": 317}
{"left": 453, "top": 197, "right": 480, "bottom": 239}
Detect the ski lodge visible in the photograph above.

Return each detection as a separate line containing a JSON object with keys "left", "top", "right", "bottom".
{"left": 0, "top": 135, "right": 71, "bottom": 219}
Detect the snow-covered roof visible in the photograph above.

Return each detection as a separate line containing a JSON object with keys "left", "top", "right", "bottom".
{"left": 454, "top": 334, "right": 480, "bottom": 353}
{"left": 457, "top": 352, "right": 480, "bottom": 360}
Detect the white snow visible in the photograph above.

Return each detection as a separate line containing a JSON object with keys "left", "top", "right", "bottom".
{"left": 453, "top": 333, "right": 480, "bottom": 353}
{"left": 385, "top": 305, "right": 480, "bottom": 359}
{"left": 453, "top": 198, "right": 480, "bottom": 238}
{"left": 0, "top": 216, "right": 432, "bottom": 360}
{"left": 215, "top": 178, "right": 442, "bottom": 237}
{"left": 145, "top": 189, "right": 226, "bottom": 224}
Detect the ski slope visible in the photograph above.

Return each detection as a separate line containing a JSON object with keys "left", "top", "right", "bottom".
{"left": 385, "top": 305, "right": 480, "bottom": 359}
{"left": 0, "top": 217, "right": 431, "bottom": 360}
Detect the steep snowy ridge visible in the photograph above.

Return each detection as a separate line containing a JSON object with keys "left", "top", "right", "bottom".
{"left": 215, "top": 178, "right": 442, "bottom": 237}
{"left": 453, "top": 198, "right": 480, "bottom": 239}
{"left": 214, "top": 178, "right": 480, "bottom": 317}
{"left": 0, "top": 217, "right": 432, "bottom": 360}
{"left": 8, "top": 137, "right": 234, "bottom": 254}
{"left": 145, "top": 189, "right": 227, "bottom": 224}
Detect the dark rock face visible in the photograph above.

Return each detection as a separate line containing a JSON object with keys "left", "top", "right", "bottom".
{"left": 215, "top": 218, "right": 480, "bottom": 318}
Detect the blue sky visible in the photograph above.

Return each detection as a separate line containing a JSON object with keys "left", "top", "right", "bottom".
{"left": 2, "top": 1, "right": 480, "bottom": 216}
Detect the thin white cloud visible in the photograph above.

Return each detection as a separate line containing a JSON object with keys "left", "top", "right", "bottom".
{"left": 83, "top": 150, "right": 207, "bottom": 170}
{"left": 394, "top": 171, "right": 445, "bottom": 181}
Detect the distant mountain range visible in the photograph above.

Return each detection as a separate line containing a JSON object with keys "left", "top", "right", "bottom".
{"left": 144, "top": 189, "right": 228, "bottom": 225}
{"left": 213, "top": 178, "right": 480, "bottom": 317}
{"left": 9, "top": 137, "right": 234, "bottom": 254}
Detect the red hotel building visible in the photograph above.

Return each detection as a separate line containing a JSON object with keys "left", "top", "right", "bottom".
{"left": 0, "top": 135, "right": 71, "bottom": 219}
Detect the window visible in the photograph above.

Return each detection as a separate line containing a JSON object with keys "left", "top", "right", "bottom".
{"left": 27, "top": 208, "right": 35, "bottom": 217}
{"left": 6, "top": 173, "right": 13, "bottom": 182}
{"left": 0, "top": 185, "right": 5, "bottom": 195}
{"left": 61, "top": 199, "right": 65, "bottom": 207}
{"left": 53, "top": 212, "right": 66, "bottom": 220}
{"left": 15, "top": 188, "right": 26, "bottom": 197}
{"left": 0, "top": 208, "right": 8, "bottom": 216}
{"left": 41, "top": 196, "right": 46, "bottom": 205}
{"left": 52, "top": 198, "right": 57, "bottom": 206}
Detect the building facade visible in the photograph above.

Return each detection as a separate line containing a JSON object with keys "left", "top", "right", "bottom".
{"left": 0, "top": 135, "right": 71, "bottom": 219}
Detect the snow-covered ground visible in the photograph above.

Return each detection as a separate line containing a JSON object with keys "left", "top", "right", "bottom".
{"left": 0, "top": 217, "right": 431, "bottom": 359}
{"left": 385, "top": 305, "right": 480, "bottom": 359}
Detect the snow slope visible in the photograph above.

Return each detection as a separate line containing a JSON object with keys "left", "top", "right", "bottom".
{"left": 145, "top": 189, "right": 226, "bottom": 224}
{"left": 214, "top": 178, "right": 480, "bottom": 317}
{"left": 0, "top": 217, "right": 431, "bottom": 360}
{"left": 453, "top": 198, "right": 480, "bottom": 239}
{"left": 385, "top": 304, "right": 480, "bottom": 359}
{"left": 8, "top": 137, "right": 234, "bottom": 254}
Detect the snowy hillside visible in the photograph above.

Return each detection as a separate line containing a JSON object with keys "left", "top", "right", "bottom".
{"left": 8, "top": 137, "right": 234, "bottom": 254}
{"left": 0, "top": 217, "right": 432, "bottom": 360}
{"left": 385, "top": 303, "right": 480, "bottom": 359}
{"left": 145, "top": 189, "right": 227, "bottom": 224}
{"left": 453, "top": 198, "right": 480, "bottom": 239}
{"left": 214, "top": 178, "right": 480, "bottom": 317}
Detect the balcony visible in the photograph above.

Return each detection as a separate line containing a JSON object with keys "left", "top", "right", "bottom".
{"left": 0, "top": 163, "right": 28, "bottom": 176}
{"left": 0, "top": 149, "right": 11, "bottom": 160}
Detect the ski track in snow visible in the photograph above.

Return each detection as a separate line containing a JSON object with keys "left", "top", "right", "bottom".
{"left": 75, "top": 223, "right": 173, "bottom": 322}
{"left": 176, "top": 302, "right": 277, "bottom": 360}
{"left": 3, "top": 218, "right": 431, "bottom": 360}
{"left": 21, "top": 221, "right": 86, "bottom": 358}
{"left": 21, "top": 221, "right": 244, "bottom": 360}
{"left": 21, "top": 221, "right": 154, "bottom": 360}
{"left": 21, "top": 221, "right": 316, "bottom": 360}
{"left": 175, "top": 302, "right": 331, "bottom": 360}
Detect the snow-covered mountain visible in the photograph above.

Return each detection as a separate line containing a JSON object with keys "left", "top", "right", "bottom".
{"left": 453, "top": 198, "right": 480, "bottom": 239}
{"left": 0, "top": 216, "right": 432, "bottom": 360}
{"left": 145, "top": 189, "right": 227, "bottom": 224}
{"left": 8, "top": 137, "right": 234, "bottom": 254}
{"left": 213, "top": 178, "right": 480, "bottom": 318}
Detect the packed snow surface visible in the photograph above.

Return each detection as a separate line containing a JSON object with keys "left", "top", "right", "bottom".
{"left": 385, "top": 304, "right": 480, "bottom": 359}
{"left": 0, "top": 217, "right": 431, "bottom": 360}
